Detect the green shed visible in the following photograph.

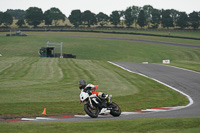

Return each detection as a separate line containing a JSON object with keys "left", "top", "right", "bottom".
{"left": 39, "top": 47, "right": 55, "bottom": 57}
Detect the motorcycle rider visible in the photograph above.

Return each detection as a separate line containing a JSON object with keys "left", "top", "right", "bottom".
{"left": 78, "top": 80, "right": 112, "bottom": 103}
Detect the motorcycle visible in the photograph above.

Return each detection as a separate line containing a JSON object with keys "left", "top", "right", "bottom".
{"left": 79, "top": 89, "right": 121, "bottom": 118}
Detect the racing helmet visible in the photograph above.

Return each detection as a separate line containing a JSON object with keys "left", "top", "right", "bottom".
{"left": 78, "top": 80, "right": 87, "bottom": 89}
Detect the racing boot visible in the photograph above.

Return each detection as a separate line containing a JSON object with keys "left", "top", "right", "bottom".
{"left": 108, "top": 95, "right": 112, "bottom": 103}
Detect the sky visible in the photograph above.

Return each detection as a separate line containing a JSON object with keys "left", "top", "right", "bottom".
{"left": 0, "top": 0, "right": 200, "bottom": 16}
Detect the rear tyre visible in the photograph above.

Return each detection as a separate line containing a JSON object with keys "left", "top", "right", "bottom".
{"left": 84, "top": 104, "right": 99, "bottom": 118}
{"left": 110, "top": 102, "right": 121, "bottom": 117}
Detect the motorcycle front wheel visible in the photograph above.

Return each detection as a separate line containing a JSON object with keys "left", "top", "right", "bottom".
{"left": 110, "top": 102, "right": 121, "bottom": 117}
{"left": 84, "top": 104, "right": 100, "bottom": 118}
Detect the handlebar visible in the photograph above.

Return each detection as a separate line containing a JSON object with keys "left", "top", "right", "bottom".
{"left": 82, "top": 89, "right": 92, "bottom": 95}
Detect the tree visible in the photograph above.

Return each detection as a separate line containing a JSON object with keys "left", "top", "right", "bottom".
{"left": 137, "top": 10, "right": 146, "bottom": 28}
{"left": 119, "top": 10, "right": 125, "bottom": 26}
{"left": 176, "top": 12, "right": 189, "bottom": 29}
{"left": 68, "top": 10, "right": 82, "bottom": 27}
{"left": 151, "top": 9, "right": 161, "bottom": 28}
{"left": 0, "top": 12, "right": 3, "bottom": 26}
{"left": 189, "top": 11, "right": 200, "bottom": 29}
{"left": 43, "top": 10, "right": 51, "bottom": 26}
{"left": 110, "top": 11, "right": 120, "bottom": 27}
{"left": 16, "top": 19, "right": 25, "bottom": 27}
{"left": 82, "top": 10, "right": 97, "bottom": 27}
{"left": 44, "top": 7, "right": 65, "bottom": 26}
{"left": 6, "top": 9, "right": 25, "bottom": 20}
{"left": 170, "top": 9, "right": 179, "bottom": 26}
{"left": 161, "top": 9, "right": 174, "bottom": 28}
{"left": 131, "top": 5, "right": 141, "bottom": 27}
{"left": 2, "top": 12, "right": 13, "bottom": 27}
{"left": 25, "top": 7, "right": 43, "bottom": 28}
{"left": 124, "top": 7, "right": 134, "bottom": 27}
{"left": 143, "top": 5, "right": 154, "bottom": 28}
{"left": 96, "top": 12, "right": 109, "bottom": 27}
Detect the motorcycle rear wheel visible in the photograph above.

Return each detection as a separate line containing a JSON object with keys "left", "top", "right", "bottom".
{"left": 84, "top": 104, "right": 100, "bottom": 118}
{"left": 110, "top": 102, "right": 121, "bottom": 117}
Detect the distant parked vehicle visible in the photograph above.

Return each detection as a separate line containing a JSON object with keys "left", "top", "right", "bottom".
{"left": 6, "top": 31, "right": 27, "bottom": 36}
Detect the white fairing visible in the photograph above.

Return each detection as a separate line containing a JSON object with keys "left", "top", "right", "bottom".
{"left": 80, "top": 90, "right": 89, "bottom": 102}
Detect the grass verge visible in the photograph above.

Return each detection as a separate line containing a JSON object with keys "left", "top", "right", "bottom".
{"left": 0, "top": 117, "right": 200, "bottom": 133}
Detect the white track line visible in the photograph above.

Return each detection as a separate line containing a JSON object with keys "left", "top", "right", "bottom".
{"left": 21, "top": 118, "right": 37, "bottom": 121}
{"left": 36, "top": 117, "right": 55, "bottom": 120}
{"left": 74, "top": 115, "right": 90, "bottom": 118}
{"left": 108, "top": 61, "right": 194, "bottom": 111}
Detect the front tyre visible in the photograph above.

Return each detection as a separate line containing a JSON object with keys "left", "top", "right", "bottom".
{"left": 110, "top": 102, "right": 121, "bottom": 117}
{"left": 84, "top": 104, "right": 99, "bottom": 118}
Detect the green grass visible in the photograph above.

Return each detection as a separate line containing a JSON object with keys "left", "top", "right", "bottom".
{"left": 0, "top": 117, "right": 200, "bottom": 133}
{"left": 1, "top": 32, "right": 200, "bottom": 71}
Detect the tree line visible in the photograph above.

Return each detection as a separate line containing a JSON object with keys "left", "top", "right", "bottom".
{"left": 0, "top": 5, "right": 200, "bottom": 29}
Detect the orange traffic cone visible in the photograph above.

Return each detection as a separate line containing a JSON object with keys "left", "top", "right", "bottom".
{"left": 42, "top": 108, "right": 47, "bottom": 115}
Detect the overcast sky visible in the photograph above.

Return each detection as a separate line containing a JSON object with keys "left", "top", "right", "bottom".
{"left": 1, "top": 0, "right": 199, "bottom": 16}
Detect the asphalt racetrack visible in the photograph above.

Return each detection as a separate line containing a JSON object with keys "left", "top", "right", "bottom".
{"left": 109, "top": 62, "right": 200, "bottom": 118}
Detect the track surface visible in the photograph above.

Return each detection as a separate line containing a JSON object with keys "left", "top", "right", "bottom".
{"left": 110, "top": 63, "right": 200, "bottom": 118}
